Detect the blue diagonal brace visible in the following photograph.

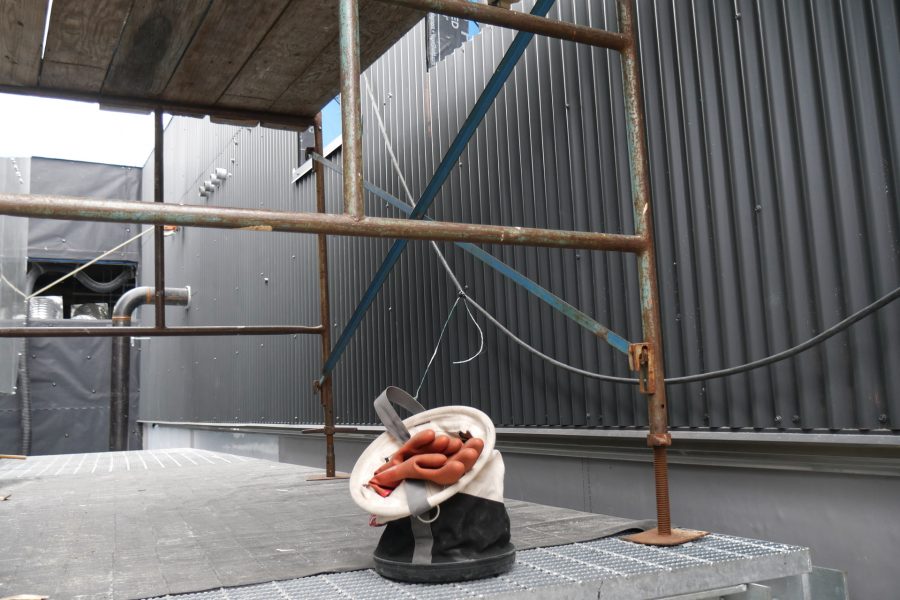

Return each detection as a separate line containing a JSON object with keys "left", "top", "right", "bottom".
{"left": 319, "top": 0, "right": 557, "bottom": 385}
{"left": 311, "top": 151, "right": 632, "bottom": 355}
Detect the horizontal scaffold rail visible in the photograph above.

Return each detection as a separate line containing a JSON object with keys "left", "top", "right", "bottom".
{"left": 0, "top": 193, "right": 647, "bottom": 253}
{"left": 377, "top": 0, "right": 631, "bottom": 50}
{"left": 0, "top": 325, "right": 325, "bottom": 338}
{"left": 311, "top": 152, "right": 632, "bottom": 355}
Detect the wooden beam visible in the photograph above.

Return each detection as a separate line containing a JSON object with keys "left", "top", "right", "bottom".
{"left": 0, "top": 84, "right": 314, "bottom": 130}
{"left": 271, "top": 0, "right": 423, "bottom": 115}
{"left": 162, "top": 0, "right": 291, "bottom": 104}
{"left": 0, "top": 0, "right": 49, "bottom": 86}
{"left": 102, "top": 0, "right": 213, "bottom": 97}
{"left": 39, "top": 0, "right": 132, "bottom": 92}
{"left": 219, "top": 0, "right": 338, "bottom": 112}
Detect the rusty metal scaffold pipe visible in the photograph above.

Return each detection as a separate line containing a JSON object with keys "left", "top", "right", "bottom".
{"left": 616, "top": 0, "right": 705, "bottom": 547}
{"left": 377, "top": 0, "right": 630, "bottom": 50}
{"left": 110, "top": 287, "right": 190, "bottom": 451}
{"left": 153, "top": 111, "right": 166, "bottom": 329}
{"left": 0, "top": 326, "right": 325, "bottom": 338}
{"left": 310, "top": 113, "right": 348, "bottom": 481}
{"left": 340, "top": 0, "right": 365, "bottom": 219}
{"left": 0, "top": 193, "right": 646, "bottom": 252}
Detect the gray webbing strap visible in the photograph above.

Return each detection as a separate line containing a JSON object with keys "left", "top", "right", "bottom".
{"left": 373, "top": 386, "right": 425, "bottom": 442}
{"left": 404, "top": 481, "right": 431, "bottom": 520}
{"left": 372, "top": 387, "right": 431, "bottom": 518}
{"left": 409, "top": 512, "right": 435, "bottom": 564}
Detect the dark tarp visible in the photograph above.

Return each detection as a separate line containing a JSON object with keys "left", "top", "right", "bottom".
{"left": 28, "top": 157, "right": 142, "bottom": 262}
{"left": 13, "top": 320, "right": 141, "bottom": 454}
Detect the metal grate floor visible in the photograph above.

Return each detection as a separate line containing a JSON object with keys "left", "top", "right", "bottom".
{"left": 0, "top": 448, "right": 248, "bottom": 480}
{"left": 150, "top": 533, "right": 810, "bottom": 600}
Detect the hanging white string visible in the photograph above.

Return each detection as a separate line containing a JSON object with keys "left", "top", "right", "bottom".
{"left": 453, "top": 296, "right": 484, "bottom": 365}
{"left": 364, "top": 75, "right": 484, "bottom": 380}
{"left": 414, "top": 294, "right": 464, "bottom": 400}
{"left": 0, "top": 226, "right": 153, "bottom": 305}
{"left": 0, "top": 274, "right": 27, "bottom": 299}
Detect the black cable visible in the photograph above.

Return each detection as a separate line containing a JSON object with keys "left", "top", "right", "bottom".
{"left": 664, "top": 285, "right": 900, "bottom": 384}
{"left": 480, "top": 285, "right": 899, "bottom": 385}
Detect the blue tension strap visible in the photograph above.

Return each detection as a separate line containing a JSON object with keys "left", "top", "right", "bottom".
{"left": 319, "top": 0, "right": 559, "bottom": 385}
{"left": 310, "top": 151, "right": 633, "bottom": 355}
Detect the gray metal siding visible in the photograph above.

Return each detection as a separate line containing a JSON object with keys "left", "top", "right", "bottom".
{"left": 139, "top": 120, "right": 322, "bottom": 424}
{"left": 28, "top": 157, "right": 143, "bottom": 262}
{"left": 140, "top": 0, "right": 899, "bottom": 433}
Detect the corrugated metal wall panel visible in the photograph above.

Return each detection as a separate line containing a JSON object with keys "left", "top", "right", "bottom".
{"left": 139, "top": 120, "right": 322, "bottom": 425}
{"left": 140, "top": 0, "right": 899, "bottom": 433}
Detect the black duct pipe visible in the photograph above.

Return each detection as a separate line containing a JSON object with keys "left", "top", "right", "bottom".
{"left": 74, "top": 268, "right": 133, "bottom": 294}
{"left": 110, "top": 286, "right": 190, "bottom": 451}
{"left": 16, "top": 265, "right": 44, "bottom": 455}
{"left": 28, "top": 263, "right": 133, "bottom": 295}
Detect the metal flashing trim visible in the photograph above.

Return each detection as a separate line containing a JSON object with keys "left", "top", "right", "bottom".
{"left": 139, "top": 422, "right": 900, "bottom": 478}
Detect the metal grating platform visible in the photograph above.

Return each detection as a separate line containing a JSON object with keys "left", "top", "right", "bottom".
{"left": 150, "top": 534, "right": 810, "bottom": 600}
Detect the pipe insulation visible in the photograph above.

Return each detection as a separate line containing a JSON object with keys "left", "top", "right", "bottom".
{"left": 16, "top": 265, "right": 44, "bottom": 454}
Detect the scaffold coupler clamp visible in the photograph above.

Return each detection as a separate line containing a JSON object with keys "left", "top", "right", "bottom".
{"left": 628, "top": 342, "right": 656, "bottom": 395}
{"left": 646, "top": 433, "right": 671, "bottom": 448}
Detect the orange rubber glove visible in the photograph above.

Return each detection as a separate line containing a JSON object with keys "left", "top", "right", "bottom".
{"left": 375, "top": 432, "right": 464, "bottom": 474}
{"left": 367, "top": 435, "right": 485, "bottom": 497}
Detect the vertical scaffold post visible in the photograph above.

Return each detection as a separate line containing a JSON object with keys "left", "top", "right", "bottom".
{"left": 153, "top": 111, "right": 166, "bottom": 329}
{"left": 618, "top": 0, "right": 705, "bottom": 546}
{"left": 339, "top": 0, "right": 365, "bottom": 219}
{"left": 314, "top": 113, "right": 338, "bottom": 479}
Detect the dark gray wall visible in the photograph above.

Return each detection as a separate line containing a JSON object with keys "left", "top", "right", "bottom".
{"left": 0, "top": 157, "right": 143, "bottom": 455}
{"left": 140, "top": 0, "right": 898, "bottom": 433}
{"left": 28, "top": 157, "right": 142, "bottom": 262}
{"left": 137, "top": 120, "right": 321, "bottom": 424}
{"left": 1, "top": 322, "right": 142, "bottom": 455}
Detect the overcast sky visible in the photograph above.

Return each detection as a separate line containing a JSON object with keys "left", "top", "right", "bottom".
{"left": 0, "top": 93, "right": 342, "bottom": 169}
{"left": 0, "top": 93, "right": 159, "bottom": 167}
